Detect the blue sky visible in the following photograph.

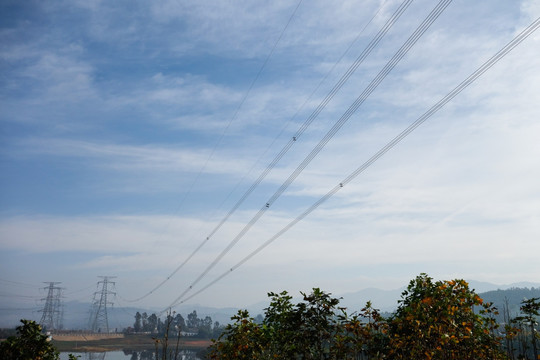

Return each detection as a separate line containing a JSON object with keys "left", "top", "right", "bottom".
{"left": 1, "top": 0, "right": 539, "bottom": 313}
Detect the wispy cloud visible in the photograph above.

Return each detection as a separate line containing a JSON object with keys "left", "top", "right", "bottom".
{"left": 1, "top": 0, "right": 539, "bottom": 309}
{"left": 10, "top": 137, "right": 260, "bottom": 178}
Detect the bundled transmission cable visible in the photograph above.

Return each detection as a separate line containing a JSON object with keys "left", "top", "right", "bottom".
{"left": 175, "top": 0, "right": 305, "bottom": 208}
{"left": 170, "top": 15, "right": 540, "bottom": 308}
{"left": 123, "top": 0, "right": 304, "bottom": 302}
{"left": 129, "top": 0, "right": 409, "bottom": 302}
{"left": 0, "top": 278, "right": 39, "bottom": 288}
{"left": 167, "top": 0, "right": 452, "bottom": 308}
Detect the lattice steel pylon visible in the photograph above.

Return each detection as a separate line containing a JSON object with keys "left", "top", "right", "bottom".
{"left": 39, "top": 282, "right": 63, "bottom": 332}
{"left": 89, "top": 276, "right": 116, "bottom": 333}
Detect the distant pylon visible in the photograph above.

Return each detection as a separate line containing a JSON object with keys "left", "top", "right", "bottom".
{"left": 39, "top": 282, "right": 63, "bottom": 332}
{"left": 89, "top": 276, "right": 116, "bottom": 333}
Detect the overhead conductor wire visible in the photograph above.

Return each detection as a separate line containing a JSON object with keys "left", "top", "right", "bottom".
{"left": 166, "top": 0, "right": 452, "bottom": 309}
{"left": 124, "top": 0, "right": 304, "bottom": 302}
{"left": 177, "top": 0, "right": 305, "bottom": 211}
{"left": 131, "top": 0, "right": 410, "bottom": 303}
{"left": 173, "top": 15, "right": 540, "bottom": 307}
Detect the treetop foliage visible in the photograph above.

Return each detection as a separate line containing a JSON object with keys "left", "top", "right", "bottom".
{"left": 0, "top": 319, "right": 59, "bottom": 360}
{"left": 209, "top": 273, "right": 539, "bottom": 359}
{"left": 131, "top": 309, "right": 222, "bottom": 339}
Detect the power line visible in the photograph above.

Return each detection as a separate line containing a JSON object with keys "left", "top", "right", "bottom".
{"left": 64, "top": 284, "right": 96, "bottom": 296}
{"left": 0, "top": 292, "right": 40, "bottom": 299}
{"left": 0, "top": 278, "right": 39, "bottom": 288}
{"left": 171, "top": 15, "right": 540, "bottom": 307}
{"left": 175, "top": 0, "right": 305, "bottom": 208}
{"left": 127, "top": 0, "right": 403, "bottom": 302}
{"left": 228, "top": 0, "right": 391, "bottom": 209}
{"left": 166, "top": 0, "right": 452, "bottom": 308}
{"left": 124, "top": 0, "right": 304, "bottom": 303}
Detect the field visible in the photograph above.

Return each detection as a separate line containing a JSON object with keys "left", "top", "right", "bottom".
{"left": 52, "top": 333, "right": 211, "bottom": 352}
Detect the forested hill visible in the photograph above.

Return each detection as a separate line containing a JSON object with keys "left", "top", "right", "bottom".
{"left": 479, "top": 287, "right": 540, "bottom": 318}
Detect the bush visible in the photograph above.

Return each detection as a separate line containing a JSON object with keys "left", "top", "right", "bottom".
{"left": 0, "top": 319, "right": 59, "bottom": 360}
{"left": 209, "top": 274, "right": 509, "bottom": 359}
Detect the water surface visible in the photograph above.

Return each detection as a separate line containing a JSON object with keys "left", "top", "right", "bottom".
{"left": 60, "top": 349, "right": 202, "bottom": 360}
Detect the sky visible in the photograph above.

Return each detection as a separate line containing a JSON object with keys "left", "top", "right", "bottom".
{"left": 1, "top": 0, "right": 539, "bottom": 317}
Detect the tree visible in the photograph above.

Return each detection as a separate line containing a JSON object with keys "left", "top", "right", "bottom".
{"left": 210, "top": 288, "right": 349, "bottom": 359}
{"left": 148, "top": 313, "right": 158, "bottom": 333}
{"left": 157, "top": 316, "right": 165, "bottom": 335}
{"left": 254, "top": 314, "right": 264, "bottom": 323}
{"left": 134, "top": 312, "right": 142, "bottom": 332}
{"left": 173, "top": 313, "right": 185, "bottom": 332}
{"left": 386, "top": 273, "right": 506, "bottom": 359}
{"left": 151, "top": 310, "right": 183, "bottom": 360}
{"left": 289, "top": 288, "right": 343, "bottom": 359}
{"left": 187, "top": 310, "right": 199, "bottom": 330}
{"left": 502, "top": 297, "right": 519, "bottom": 359}
{"left": 208, "top": 310, "right": 267, "bottom": 360}
{"left": 213, "top": 321, "right": 223, "bottom": 338}
{"left": 142, "top": 312, "right": 149, "bottom": 332}
{"left": 336, "top": 301, "right": 387, "bottom": 359}
{"left": 208, "top": 274, "right": 509, "bottom": 359}
{"left": 197, "top": 316, "right": 213, "bottom": 338}
{"left": 0, "top": 319, "right": 59, "bottom": 360}
{"left": 512, "top": 297, "right": 540, "bottom": 360}
{"left": 262, "top": 290, "right": 300, "bottom": 358}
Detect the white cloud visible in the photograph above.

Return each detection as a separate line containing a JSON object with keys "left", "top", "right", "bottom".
{"left": 11, "top": 137, "right": 261, "bottom": 179}
{"left": 131, "top": 73, "right": 242, "bottom": 110}
{"left": 1, "top": 0, "right": 539, "bottom": 309}
{"left": 5, "top": 214, "right": 254, "bottom": 264}
{"left": 520, "top": 0, "right": 540, "bottom": 23}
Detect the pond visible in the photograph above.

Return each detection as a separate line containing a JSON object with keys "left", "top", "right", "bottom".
{"left": 60, "top": 349, "right": 203, "bottom": 360}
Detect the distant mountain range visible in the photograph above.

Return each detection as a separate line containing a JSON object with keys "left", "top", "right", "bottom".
{"left": 338, "top": 280, "right": 540, "bottom": 313}
{"left": 1, "top": 280, "right": 538, "bottom": 329}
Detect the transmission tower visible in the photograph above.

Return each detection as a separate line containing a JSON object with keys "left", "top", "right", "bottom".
{"left": 39, "top": 282, "right": 63, "bottom": 332}
{"left": 89, "top": 276, "right": 116, "bottom": 333}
